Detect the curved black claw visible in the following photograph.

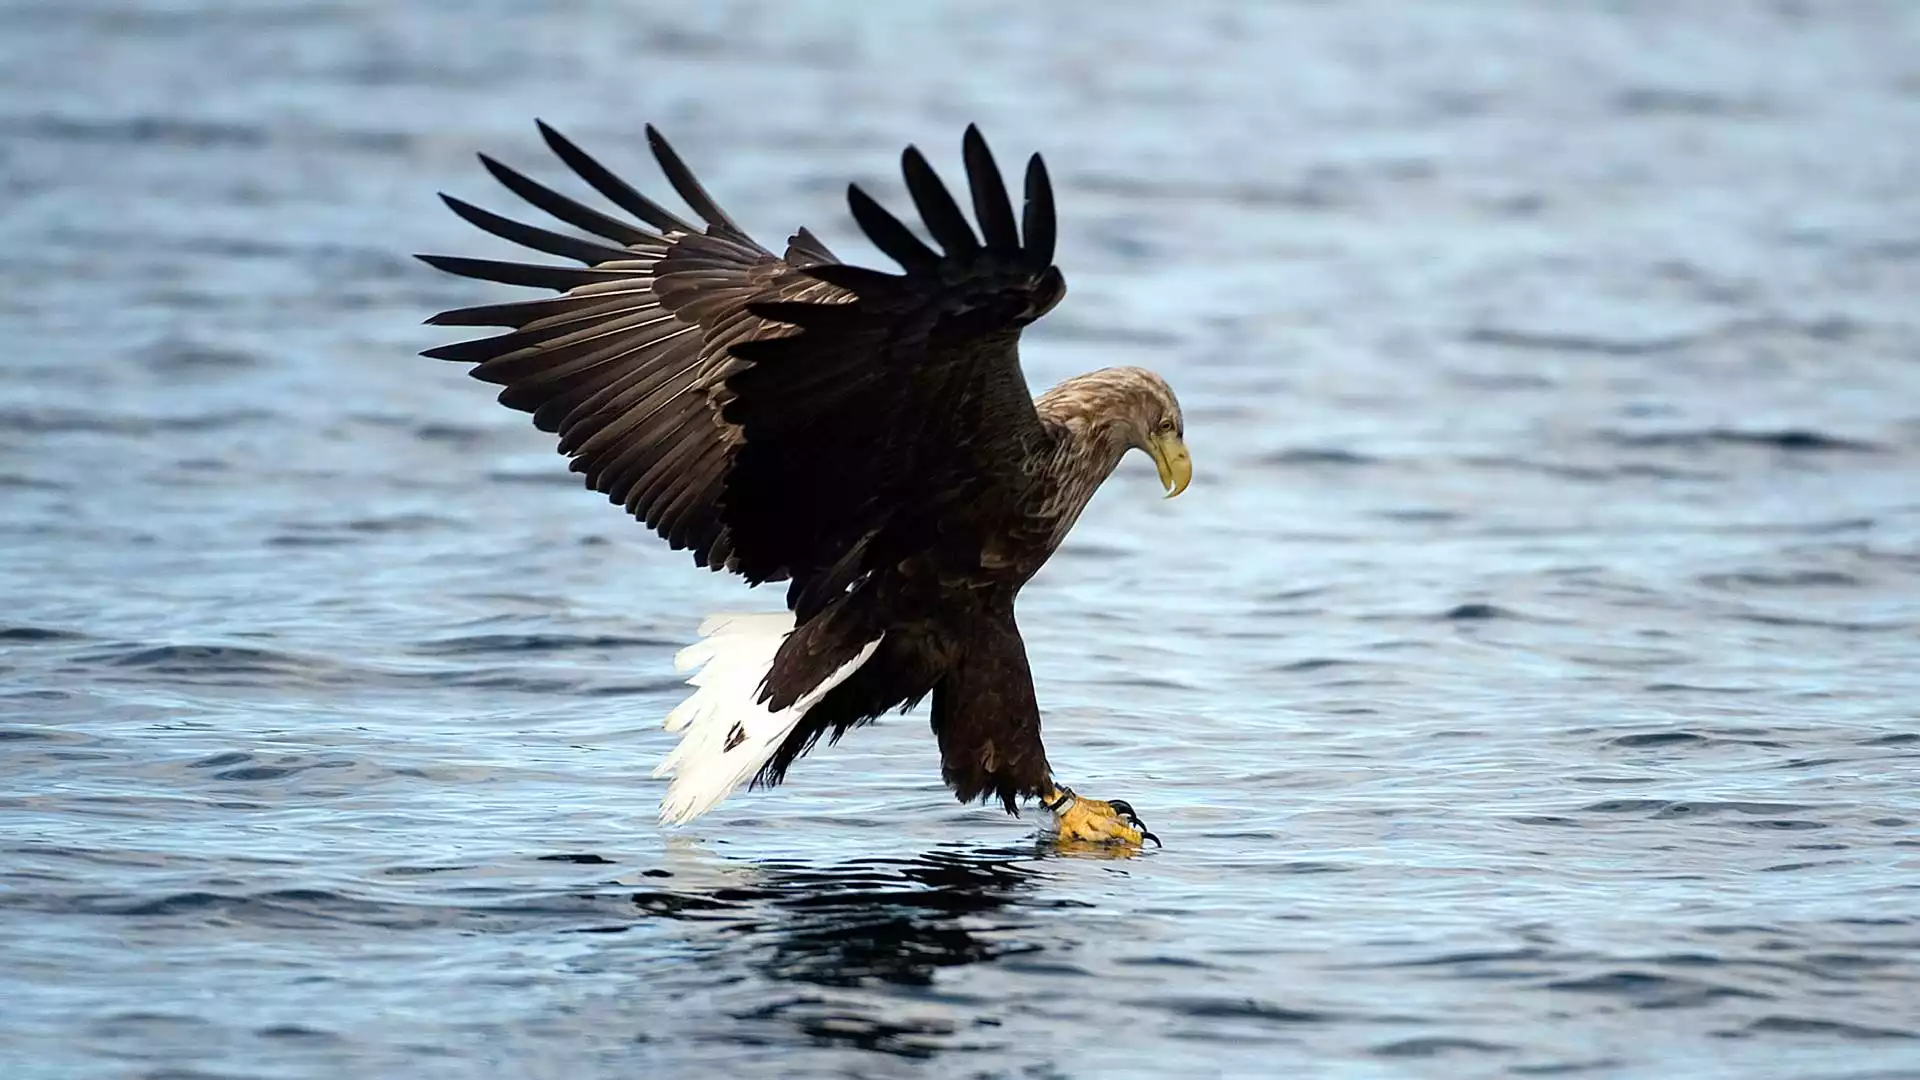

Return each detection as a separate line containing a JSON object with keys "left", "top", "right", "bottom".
{"left": 1106, "top": 799, "right": 1162, "bottom": 848}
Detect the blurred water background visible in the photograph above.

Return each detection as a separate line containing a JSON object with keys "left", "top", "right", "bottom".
{"left": 3, "top": 1, "right": 1919, "bottom": 1077}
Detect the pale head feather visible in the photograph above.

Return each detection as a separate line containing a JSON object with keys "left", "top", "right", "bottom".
{"left": 1035, "top": 366, "right": 1184, "bottom": 457}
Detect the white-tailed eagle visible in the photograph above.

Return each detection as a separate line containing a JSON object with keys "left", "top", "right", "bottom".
{"left": 419, "top": 124, "right": 1190, "bottom": 845}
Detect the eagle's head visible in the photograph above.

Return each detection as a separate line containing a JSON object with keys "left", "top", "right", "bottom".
{"left": 1037, "top": 366, "right": 1191, "bottom": 498}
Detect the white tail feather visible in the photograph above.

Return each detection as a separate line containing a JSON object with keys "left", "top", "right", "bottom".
{"left": 653, "top": 613, "right": 881, "bottom": 825}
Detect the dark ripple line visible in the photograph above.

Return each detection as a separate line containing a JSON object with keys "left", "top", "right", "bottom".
{"left": 0, "top": 473, "right": 67, "bottom": 490}
{"left": 0, "top": 112, "right": 414, "bottom": 154}
{"left": 1733, "top": 611, "right": 1910, "bottom": 633}
{"left": 1465, "top": 327, "right": 1701, "bottom": 355}
{"left": 1458, "top": 453, "right": 1720, "bottom": 482}
{"left": 0, "top": 406, "right": 274, "bottom": 436}
{"left": 0, "top": 626, "right": 87, "bottom": 643}
{"left": 1741, "top": 1016, "right": 1916, "bottom": 1040}
{"left": 1373, "top": 1036, "right": 1513, "bottom": 1058}
{"left": 91, "top": 643, "right": 323, "bottom": 678}
{"left": 61, "top": 639, "right": 686, "bottom": 697}
{"left": 1442, "top": 602, "right": 1519, "bottom": 621}
{"left": 1598, "top": 428, "right": 1885, "bottom": 453}
{"left": 36, "top": 886, "right": 641, "bottom": 932}
{"left": 1699, "top": 570, "right": 1865, "bottom": 590}
{"left": 1260, "top": 447, "right": 1380, "bottom": 467}
{"left": 1545, "top": 970, "right": 1772, "bottom": 1008}
{"left": 415, "top": 632, "right": 676, "bottom": 657}
{"left": 1578, "top": 799, "right": 1815, "bottom": 818}
{"left": 0, "top": 726, "right": 91, "bottom": 744}
{"left": 137, "top": 338, "right": 262, "bottom": 373}
{"left": 1145, "top": 996, "right": 1340, "bottom": 1025}
{"left": 1368, "top": 947, "right": 1566, "bottom": 971}
{"left": 1609, "top": 731, "right": 1707, "bottom": 748}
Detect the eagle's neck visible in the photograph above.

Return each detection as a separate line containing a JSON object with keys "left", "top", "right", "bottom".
{"left": 1031, "top": 372, "right": 1146, "bottom": 542}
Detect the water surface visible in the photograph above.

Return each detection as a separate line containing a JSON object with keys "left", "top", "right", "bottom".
{"left": 3, "top": 2, "right": 1919, "bottom": 1077}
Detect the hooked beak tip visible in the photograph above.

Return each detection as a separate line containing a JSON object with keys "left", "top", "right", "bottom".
{"left": 1151, "top": 434, "right": 1192, "bottom": 498}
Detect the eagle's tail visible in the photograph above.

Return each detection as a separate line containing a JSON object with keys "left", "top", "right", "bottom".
{"left": 653, "top": 613, "right": 881, "bottom": 824}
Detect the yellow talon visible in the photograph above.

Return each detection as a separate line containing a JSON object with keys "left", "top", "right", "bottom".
{"left": 1046, "top": 787, "right": 1160, "bottom": 848}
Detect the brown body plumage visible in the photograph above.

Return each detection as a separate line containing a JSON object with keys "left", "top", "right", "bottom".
{"left": 419, "top": 123, "right": 1189, "bottom": 822}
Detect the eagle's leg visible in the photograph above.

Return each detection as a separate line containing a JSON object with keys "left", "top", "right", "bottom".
{"left": 1042, "top": 785, "right": 1160, "bottom": 847}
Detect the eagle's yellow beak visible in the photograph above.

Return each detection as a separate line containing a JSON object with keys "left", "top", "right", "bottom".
{"left": 1147, "top": 431, "right": 1192, "bottom": 498}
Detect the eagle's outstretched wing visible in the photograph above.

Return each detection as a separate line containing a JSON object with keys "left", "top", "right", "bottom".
{"left": 419, "top": 122, "right": 839, "bottom": 578}
{"left": 419, "top": 124, "right": 1065, "bottom": 618}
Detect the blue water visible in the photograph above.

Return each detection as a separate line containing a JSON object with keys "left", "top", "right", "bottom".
{"left": 4, "top": 2, "right": 1919, "bottom": 1077}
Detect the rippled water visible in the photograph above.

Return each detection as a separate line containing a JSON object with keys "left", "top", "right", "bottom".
{"left": 5, "top": 2, "right": 1920, "bottom": 1077}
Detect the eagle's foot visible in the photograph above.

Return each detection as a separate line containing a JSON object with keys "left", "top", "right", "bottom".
{"left": 1044, "top": 786, "right": 1160, "bottom": 848}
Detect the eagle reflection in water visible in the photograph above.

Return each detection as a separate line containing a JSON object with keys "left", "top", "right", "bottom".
{"left": 616, "top": 843, "right": 1086, "bottom": 1056}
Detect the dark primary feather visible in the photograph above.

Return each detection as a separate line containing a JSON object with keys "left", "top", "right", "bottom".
{"left": 845, "top": 183, "right": 942, "bottom": 273}
{"left": 643, "top": 124, "right": 752, "bottom": 241}
{"left": 538, "top": 120, "right": 699, "bottom": 236}
{"left": 1021, "top": 154, "right": 1057, "bottom": 266}
{"left": 902, "top": 146, "right": 981, "bottom": 256}
{"left": 478, "top": 153, "right": 661, "bottom": 247}
{"left": 419, "top": 123, "right": 1074, "bottom": 807}
{"left": 416, "top": 254, "right": 633, "bottom": 292}
{"left": 437, "top": 193, "right": 634, "bottom": 265}
{"left": 963, "top": 124, "right": 1021, "bottom": 254}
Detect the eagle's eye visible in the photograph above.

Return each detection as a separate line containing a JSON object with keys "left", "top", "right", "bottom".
{"left": 1156, "top": 418, "right": 1176, "bottom": 435}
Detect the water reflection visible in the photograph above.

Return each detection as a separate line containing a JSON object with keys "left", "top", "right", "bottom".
{"left": 626, "top": 844, "right": 1059, "bottom": 970}
{"left": 748, "top": 850, "right": 1058, "bottom": 989}
{"left": 606, "top": 842, "right": 1075, "bottom": 1056}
